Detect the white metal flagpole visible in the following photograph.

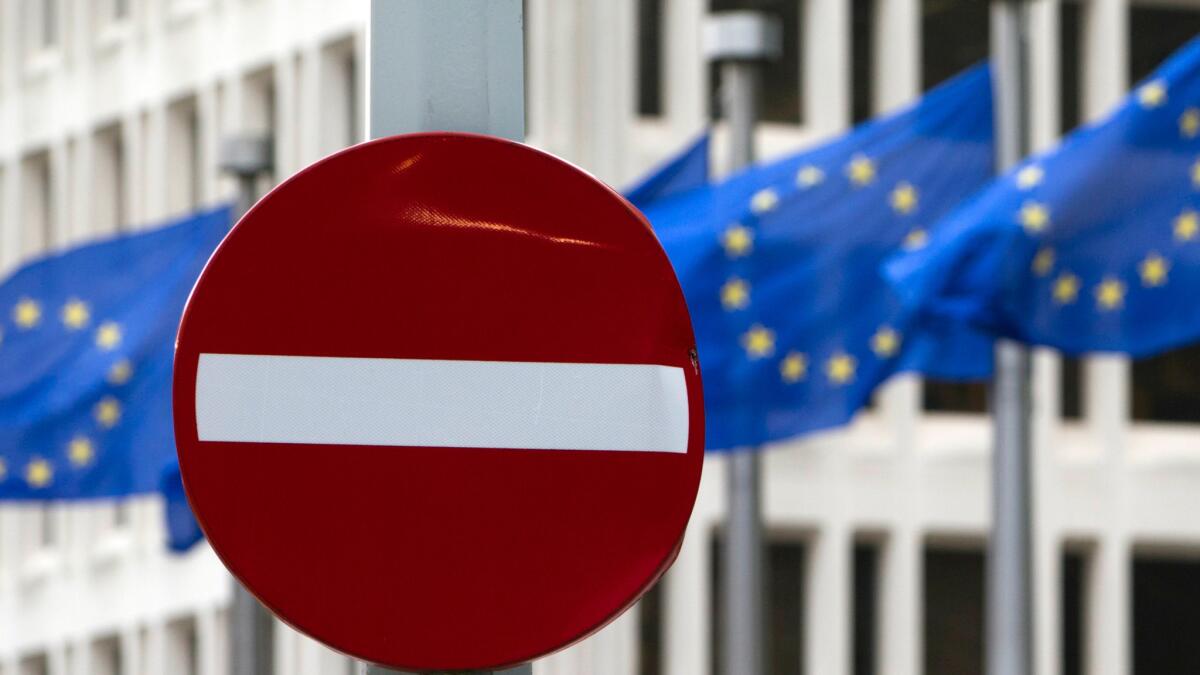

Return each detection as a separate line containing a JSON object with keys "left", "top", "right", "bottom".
{"left": 988, "top": 2, "right": 1035, "bottom": 675}
{"left": 361, "top": 1, "right": 529, "bottom": 673}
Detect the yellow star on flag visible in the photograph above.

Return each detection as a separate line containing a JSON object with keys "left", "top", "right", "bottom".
{"left": 720, "top": 277, "right": 751, "bottom": 310}
{"left": 1137, "top": 80, "right": 1167, "bottom": 108}
{"left": 1016, "top": 165, "right": 1044, "bottom": 190}
{"left": 61, "top": 299, "right": 90, "bottom": 330}
{"left": 1139, "top": 253, "right": 1169, "bottom": 287}
{"left": 870, "top": 326, "right": 901, "bottom": 358}
{"left": 826, "top": 353, "right": 857, "bottom": 385}
{"left": 890, "top": 182, "right": 918, "bottom": 214}
{"left": 13, "top": 298, "right": 41, "bottom": 328}
{"left": 1018, "top": 201, "right": 1050, "bottom": 233}
{"left": 722, "top": 224, "right": 754, "bottom": 258}
{"left": 1175, "top": 209, "right": 1199, "bottom": 241}
{"left": 741, "top": 324, "right": 776, "bottom": 359}
{"left": 25, "top": 458, "right": 52, "bottom": 488}
{"left": 1053, "top": 273, "right": 1080, "bottom": 305}
{"left": 94, "top": 396, "right": 122, "bottom": 428}
{"left": 107, "top": 359, "right": 133, "bottom": 385}
{"left": 846, "top": 154, "right": 876, "bottom": 186}
{"left": 796, "top": 165, "right": 825, "bottom": 188}
{"left": 1095, "top": 277, "right": 1126, "bottom": 311}
{"left": 902, "top": 228, "right": 928, "bottom": 251}
{"left": 95, "top": 321, "right": 122, "bottom": 350}
{"left": 1192, "top": 159, "right": 1200, "bottom": 188}
{"left": 1032, "top": 247, "right": 1055, "bottom": 276}
{"left": 750, "top": 188, "right": 780, "bottom": 214}
{"left": 1182, "top": 108, "right": 1200, "bottom": 139}
{"left": 0, "top": 457, "right": 6, "bottom": 482}
{"left": 780, "top": 352, "right": 807, "bottom": 383}
{"left": 68, "top": 436, "right": 95, "bottom": 467}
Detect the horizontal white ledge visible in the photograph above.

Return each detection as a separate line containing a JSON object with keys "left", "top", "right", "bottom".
{"left": 194, "top": 353, "right": 689, "bottom": 453}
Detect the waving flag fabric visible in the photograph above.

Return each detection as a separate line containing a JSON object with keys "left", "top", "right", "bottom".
{"left": 0, "top": 207, "right": 229, "bottom": 550}
{"left": 887, "top": 38, "right": 1200, "bottom": 358}
{"left": 625, "top": 131, "right": 711, "bottom": 209}
{"left": 640, "top": 65, "right": 996, "bottom": 450}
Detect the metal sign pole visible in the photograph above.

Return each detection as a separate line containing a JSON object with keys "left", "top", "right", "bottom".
{"left": 219, "top": 132, "right": 276, "bottom": 675}
{"left": 363, "top": 0, "right": 526, "bottom": 672}
{"left": 988, "top": 2, "right": 1034, "bottom": 675}
{"left": 703, "top": 13, "right": 780, "bottom": 675}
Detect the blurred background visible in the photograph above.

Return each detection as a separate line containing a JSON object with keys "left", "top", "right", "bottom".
{"left": 0, "top": 0, "right": 1198, "bottom": 674}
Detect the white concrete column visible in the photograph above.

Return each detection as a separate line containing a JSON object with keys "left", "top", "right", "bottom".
{"left": 48, "top": 141, "right": 70, "bottom": 249}
{"left": 806, "top": 525, "right": 852, "bottom": 675}
{"left": 664, "top": 0, "right": 707, "bottom": 133}
{"left": 196, "top": 607, "right": 219, "bottom": 675}
{"left": 1087, "top": 538, "right": 1129, "bottom": 675}
{"left": 140, "top": 105, "right": 169, "bottom": 224}
{"left": 273, "top": 55, "right": 299, "bottom": 179}
{"left": 873, "top": 0, "right": 920, "bottom": 112}
{"left": 803, "top": 0, "right": 851, "bottom": 135}
{"left": 295, "top": 45, "right": 323, "bottom": 169}
{"left": 119, "top": 628, "right": 139, "bottom": 675}
{"left": 879, "top": 529, "right": 921, "bottom": 675}
{"left": 196, "top": 84, "right": 222, "bottom": 208}
{"left": 120, "top": 115, "right": 142, "bottom": 229}
{"left": 575, "top": 0, "right": 635, "bottom": 183}
{"left": 664, "top": 517, "right": 713, "bottom": 675}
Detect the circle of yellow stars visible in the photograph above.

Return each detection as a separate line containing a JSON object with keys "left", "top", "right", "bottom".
{"left": 0, "top": 296, "right": 131, "bottom": 489}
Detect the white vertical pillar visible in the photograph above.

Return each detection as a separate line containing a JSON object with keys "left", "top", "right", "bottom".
{"left": 664, "top": 517, "right": 712, "bottom": 675}
{"left": 806, "top": 526, "right": 852, "bottom": 675}
{"left": 803, "top": 0, "right": 851, "bottom": 135}
{"left": 664, "top": 0, "right": 707, "bottom": 134}
{"left": 1087, "top": 539, "right": 1129, "bottom": 675}
{"left": 873, "top": 0, "right": 921, "bottom": 113}
{"left": 879, "top": 529, "right": 921, "bottom": 675}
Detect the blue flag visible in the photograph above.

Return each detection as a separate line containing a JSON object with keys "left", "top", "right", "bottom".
{"left": 887, "top": 38, "right": 1200, "bottom": 358}
{"left": 640, "top": 65, "right": 996, "bottom": 450}
{"left": 0, "top": 207, "right": 229, "bottom": 550}
{"left": 625, "top": 131, "right": 711, "bottom": 210}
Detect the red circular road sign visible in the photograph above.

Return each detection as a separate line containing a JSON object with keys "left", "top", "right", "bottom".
{"left": 173, "top": 133, "right": 704, "bottom": 671}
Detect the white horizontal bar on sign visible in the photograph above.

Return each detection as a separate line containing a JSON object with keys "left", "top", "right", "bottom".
{"left": 194, "top": 353, "right": 689, "bottom": 453}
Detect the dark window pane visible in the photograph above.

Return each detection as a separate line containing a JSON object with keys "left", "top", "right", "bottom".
{"left": 1134, "top": 556, "right": 1200, "bottom": 674}
{"left": 711, "top": 536, "right": 806, "bottom": 674}
{"left": 1133, "top": 345, "right": 1200, "bottom": 422}
{"left": 1062, "top": 551, "right": 1085, "bottom": 675}
{"left": 638, "top": 0, "right": 665, "bottom": 117}
{"left": 924, "top": 547, "right": 984, "bottom": 675}
{"left": 921, "top": 0, "right": 989, "bottom": 92}
{"left": 639, "top": 580, "right": 663, "bottom": 675}
{"left": 1130, "top": 6, "right": 1200, "bottom": 85}
{"left": 1061, "top": 356, "right": 1083, "bottom": 420}
{"left": 852, "top": 0, "right": 876, "bottom": 124}
{"left": 923, "top": 380, "right": 988, "bottom": 414}
{"left": 710, "top": 0, "right": 802, "bottom": 124}
{"left": 854, "top": 543, "right": 880, "bottom": 675}
{"left": 1060, "top": 1, "right": 1082, "bottom": 134}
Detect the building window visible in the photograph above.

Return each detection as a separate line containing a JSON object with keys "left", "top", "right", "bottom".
{"left": 1059, "top": 1, "right": 1082, "bottom": 134}
{"left": 244, "top": 67, "right": 278, "bottom": 187}
{"left": 710, "top": 0, "right": 802, "bottom": 125}
{"left": 851, "top": 0, "right": 876, "bottom": 125}
{"left": 93, "top": 123, "right": 127, "bottom": 234}
{"left": 23, "top": 0, "right": 62, "bottom": 55}
{"left": 638, "top": 579, "right": 663, "bottom": 675}
{"left": 924, "top": 546, "right": 984, "bottom": 675}
{"left": 21, "top": 150, "right": 54, "bottom": 258}
{"left": 19, "top": 653, "right": 48, "bottom": 675}
{"left": 853, "top": 542, "right": 881, "bottom": 675}
{"left": 711, "top": 537, "right": 805, "bottom": 674}
{"left": 921, "top": 0, "right": 988, "bottom": 92}
{"left": 637, "top": 0, "right": 665, "bottom": 117}
{"left": 167, "top": 97, "right": 202, "bottom": 216}
{"left": 1062, "top": 550, "right": 1085, "bottom": 675}
{"left": 1128, "top": 5, "right": 1200, "bottom": 423}
{"left": 167, "top": 617, "right": 201, "bottom": 675}
{"left": 1061, "top": 356, "right": 1083, "bottom": 420}
{"left": 94, "top": 635, "right": 123, "bottom": 675}
{"left": 1134, "top": 555, "right": 1200, "bottom": 672}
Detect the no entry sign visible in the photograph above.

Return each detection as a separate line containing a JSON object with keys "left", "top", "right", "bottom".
{"left": 173, "top": 133, "right": 704, "bottom": 671}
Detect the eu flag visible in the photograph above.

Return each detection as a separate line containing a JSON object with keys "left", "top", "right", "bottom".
{"left": 640, "top": 65, "right": 996, "bottom": 450}
{"left": 0, "top": 207, "right": 228, "bottom": 547}
{"left": 887, "top": 38, "right": 1200, "bottom": 358}
{"left": 625, "top": 131, "right": 711, "bottom": 209}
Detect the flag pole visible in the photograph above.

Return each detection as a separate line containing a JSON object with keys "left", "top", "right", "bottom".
{"left": 218, "top": 132, "right": 276, "bottom": 675}
{"left": 703, "top": 12, "right": 780, "bottom": 675}
{"left": 988, "top": 2, "right": 1034, "bottom": 675}
{"left": 360, "top": 0, "right": 527, "bottom": 672}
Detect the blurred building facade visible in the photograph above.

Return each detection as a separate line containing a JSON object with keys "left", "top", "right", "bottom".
{"left": 3, "top": 1, "right": 1200, "bottom": 674}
